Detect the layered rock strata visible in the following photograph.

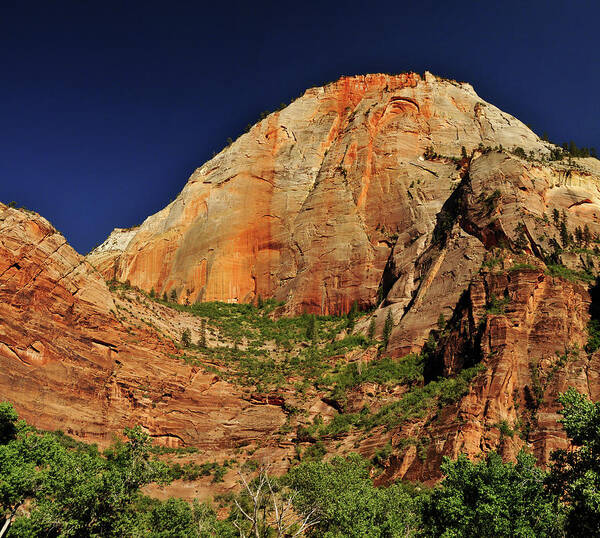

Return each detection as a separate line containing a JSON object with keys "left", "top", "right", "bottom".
{"left": 0, "top": 204, "right": 285, "bottom": 448}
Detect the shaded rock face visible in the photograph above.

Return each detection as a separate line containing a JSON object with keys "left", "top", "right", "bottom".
{"left": 365, "top": 150, "right": 600, "bottom": 358}
{"left": 378, "top": 266, "right": 599, "bottom": 483}
{"left": 89, "top": 72, "right": 548, "bottom": 316}
{"left": 0, "top": 204, "right": 285, "bottom": 448}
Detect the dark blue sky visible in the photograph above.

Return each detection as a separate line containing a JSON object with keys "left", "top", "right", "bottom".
{"left": 2, "top": 0, "right": 598, "bottom": 253}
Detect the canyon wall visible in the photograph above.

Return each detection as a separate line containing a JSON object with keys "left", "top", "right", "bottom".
{"left": 3, "top": 73, "right": 600, "bottom": 483}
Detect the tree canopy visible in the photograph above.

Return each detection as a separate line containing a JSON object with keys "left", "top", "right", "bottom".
{"left": 2, "top": 388, "right": 600, "bottom": 537}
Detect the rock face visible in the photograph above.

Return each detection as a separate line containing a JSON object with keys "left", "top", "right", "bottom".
{"left": 89, "top": 71, "right": 600, "bottom": 364}
{"left": 370, "top": 150, "right": 600, "bottom": 357}
{"left": 378, "top": 265, "right": 600, "bottom": 483}
{"left": 3, "top": 73, "right": 600, "bottom": 485}
{"left": 0, "top": 204, "right": 286, "bottom": 449}
{"left": 88, "top": 72, "right": 548, "bottom": 316}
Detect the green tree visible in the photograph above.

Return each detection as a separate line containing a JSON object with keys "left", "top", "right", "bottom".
{"left": 569, "top": 140, "right": 577, "bottom": 156}
{"left": 181, "top": 328, "right": 192, "bottom": 348}
{"left": 575, "top": 226, "right": 583, "bottom": 245}
{"left": 584, "top": 224, "right": 592, "bottom": 245}
{"left": 146, "top": 497, "right": 198, "bottom": 538}
{"left": 560, "top": 221, "right": 570, "bottom": 248}
{"left": 40, "top": 426, "right": 166, "bottom": 536}
{"left": 383, "top": 310, "right": 394, "bottom": 349}
{"left": 421, "top": 451, "right": 563, "bottom": 537}
{"left": 515, "top": 222, "right": 529, "bottom": 251}
{"left": 367, "top": 317, "right": 376, "bottom": 340}
{"left": 169, "top": 289, "right": 177, "bottom": 302}
{"left": 287, "top": 454, "right": 422, "bottom": 537}
{"left": 1, "top": 406, "right": 170, "bottom": 538}
{"left": 149, "top": 288, "right": 156, "bottom": 299}
{"left": 347, "top": 301, "right": 359, "bottom": 331}
{"left": 198, "top": 319, "right": 207, "bottom": 349}
{"left": 552, "top": 208, "right": 560, "bottom": 226}
{"left": 0, "top": 402, "right": 18, "bottom": 444}
{"left": 547, "top": 388, "right": 600, "bottom": 536}
{"left": 0, "top": 420, "right": 43, "bottom": 536}
{"left": 143, "top": 498, "right": 236, "bottom": 537}
{"left": 306, "top": 314, "right": 317, "bottom": 342}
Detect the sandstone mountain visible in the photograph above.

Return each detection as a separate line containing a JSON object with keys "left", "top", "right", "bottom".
{"left": 3, "top": 72, "right": 600, "bottom": 491}
{"left": 88, "top": 71, "right": 547, "bottom": 316}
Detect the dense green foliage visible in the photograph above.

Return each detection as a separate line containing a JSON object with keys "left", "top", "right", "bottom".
{"left": 546, "top": 263, "right": 594, "bottom": 283}
{"left": 0, "top": 409, "right": 235, "bottom": 537}
{"left": 314, "top": 352, "right": 484, "bottom": 437}
{"left": 421, "top": 451, "right": 563, "bottom": 537}
{"left": 546, "top": 388, "right": 600, "bottom": 536}
{"left": 111, "top": 284, "right": 376, "bottom": 391}
{"left": 3, "top": 388, "right": 600, "bottom": 536}
{"left": 586, "top": 318, "right": 600, "bottom": 353}
{"left": 287, "top": 454, "right": 423, "bottom": 537}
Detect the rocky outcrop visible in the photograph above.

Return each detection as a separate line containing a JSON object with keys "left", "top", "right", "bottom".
{"left": 377, "top": 263, "right": 600, "bottom": 483}
{"left": 0, "top": 203, "right": 286, "bottom": 448}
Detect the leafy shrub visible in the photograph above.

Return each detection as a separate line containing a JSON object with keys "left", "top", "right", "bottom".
{"left": 512, "top": 146, "right": 527, "bottom": 159}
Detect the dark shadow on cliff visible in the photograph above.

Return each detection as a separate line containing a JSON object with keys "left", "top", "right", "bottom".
{"left": 423, "top": 288, "right": 484, "bottom": 384}
{"left": 585, "top": 276, "right": 600, "bottom": 353}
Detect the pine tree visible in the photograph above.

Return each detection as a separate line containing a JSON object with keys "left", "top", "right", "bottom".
{"left": 560, "top": 221, "right": 570, "bottom": 248}
{"left": 170, "top": 289, "right": 177, "bottom": 302}
{"left": 368, "top": 317, "right": 376, "bottom": 340}
{"left": 181, "top": 328, "right": 191, "bottom": 348}
{"left": 347, "top": 300, "right": 359, "bottom": 331}
{"left": 552, "top": 208, "right": 560, "bottom": 226}
{"left": 584, "top": 224, "right": 592, "bottom": 246}
{"left": 198, "top": 319, "right": 207, "bottom": 348}
{"left": 515, "top": 223, "right": 528, "bottom": 251}
{"left": 383, "top": 310, "right": 394, "bottom": 349}
{"left": 306, "top": 314, "right": 317, "bottom": 341}
{"left": 569, "top": 140, "right": 577, "bottom": 156}
{"left": 149, "top": 288, "right": 155, "bottom": 299}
